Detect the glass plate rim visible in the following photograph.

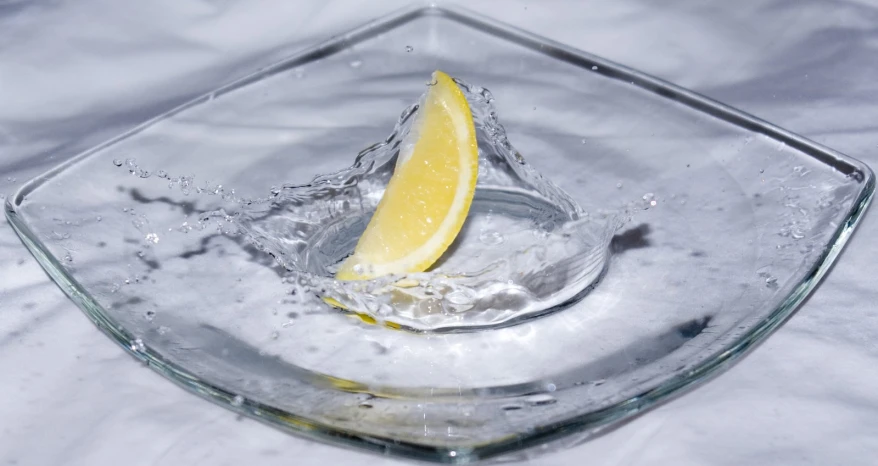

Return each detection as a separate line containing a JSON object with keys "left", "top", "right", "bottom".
{"left": 5, "top": 2, "right": 875, "bottom": 463}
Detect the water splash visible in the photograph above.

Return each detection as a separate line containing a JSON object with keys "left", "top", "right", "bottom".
{"left": 227, "top": 78, "right": 622, "bottom": 331}
{"left": 116, "top": 78, "right": 626, "bottom": 332}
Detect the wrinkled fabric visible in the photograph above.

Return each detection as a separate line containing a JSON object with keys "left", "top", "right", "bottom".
{"left": 1, "top": 1, "right": 877, "bottom": 465}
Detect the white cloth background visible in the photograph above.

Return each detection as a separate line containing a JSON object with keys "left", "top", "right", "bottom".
{"left": 2, "top": 1, "right": 877, "bottom": 464}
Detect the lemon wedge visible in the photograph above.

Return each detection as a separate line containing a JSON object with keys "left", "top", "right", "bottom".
{"left": 336, "top": 71, "right": 478, "bottom": 280}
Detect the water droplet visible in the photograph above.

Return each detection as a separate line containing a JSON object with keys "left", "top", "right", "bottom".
{"left": 144, "top": 310, "right": 155, "bottom": 322}
{"left": 525, "top": 393, "right": 556, "bottom": 406}
{"left": 96, "top": 215, "right": 102, "bottom": 222}
{"left": 231, "top": 395, "right": 244, "bottom": 407}
{"left": 642, "top": 193, "right": 657, "bottom": 209}
{"left": 616, "top": 182, "right": 623, "bottom": 189}
{"left": 580, "top": 138, "right": 586, "bottom": 144}
{"left": 145, "top": 233, "right": 159, "bottom": 244}
{"left": 591, "top": 65, "right": 599, "bottom": 70}
{"left": 270, "top": 331, "right": 279, "bottom": 340}
{"left": 63, "top": 253, "right": 73, "bottom": 262}
{"left": 6, "top": 176, "right": 15, "bottom": 182}
{"left": 113, "top": 159, "right": 123, "bottom": 167}
{"left": 478, "top": 230, "right": 504, "bottom": 245}
{"left": 545, "top": 383, "right": 557, "bottom": 392}
{"left": 765, "top": 276, "right": 778, "bottom": 288}
{"left": 502, "top": 403, "right": 523, "bottom": 411}
{"left": 130, "top": 338, "right": 145, "bottom": 352}
{"left": 405, "top": 45, "right": 413, "bottom": 52}
{"left": 349, "top": 60, "right": 362, "bottom": 68}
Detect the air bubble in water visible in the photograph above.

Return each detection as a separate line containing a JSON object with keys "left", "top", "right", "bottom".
{"left": 113, "top": 159, "right": 123, "bottom": 167}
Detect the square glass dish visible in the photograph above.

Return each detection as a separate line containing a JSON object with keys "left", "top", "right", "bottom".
{"left": 6, "top": 4, "right": 874, "bottom": 463}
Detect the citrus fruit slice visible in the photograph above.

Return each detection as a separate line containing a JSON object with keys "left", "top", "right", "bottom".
{"left": 335, "top": 70, "right": 478, "bottom": 280}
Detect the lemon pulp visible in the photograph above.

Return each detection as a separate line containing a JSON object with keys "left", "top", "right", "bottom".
{"left": 335, "top": 71, "right": 478, "bottom": 280}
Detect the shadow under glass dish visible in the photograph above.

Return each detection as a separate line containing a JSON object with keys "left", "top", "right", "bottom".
{"left": 5, "top": 4, "right": 873, "bottom": 463}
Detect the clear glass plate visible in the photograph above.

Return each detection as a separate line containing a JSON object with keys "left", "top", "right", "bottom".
{"left": 5, "top": 4, "right": 874, "bottom": 463}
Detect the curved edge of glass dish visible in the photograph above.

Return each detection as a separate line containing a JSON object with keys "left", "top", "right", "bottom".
{"left": 5, "top": 3, "right": 876, "bottom": 463}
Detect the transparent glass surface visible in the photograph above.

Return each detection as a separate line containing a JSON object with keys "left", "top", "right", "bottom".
{"left": 5, "top": 4, "right": 874, "bottom": 463}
